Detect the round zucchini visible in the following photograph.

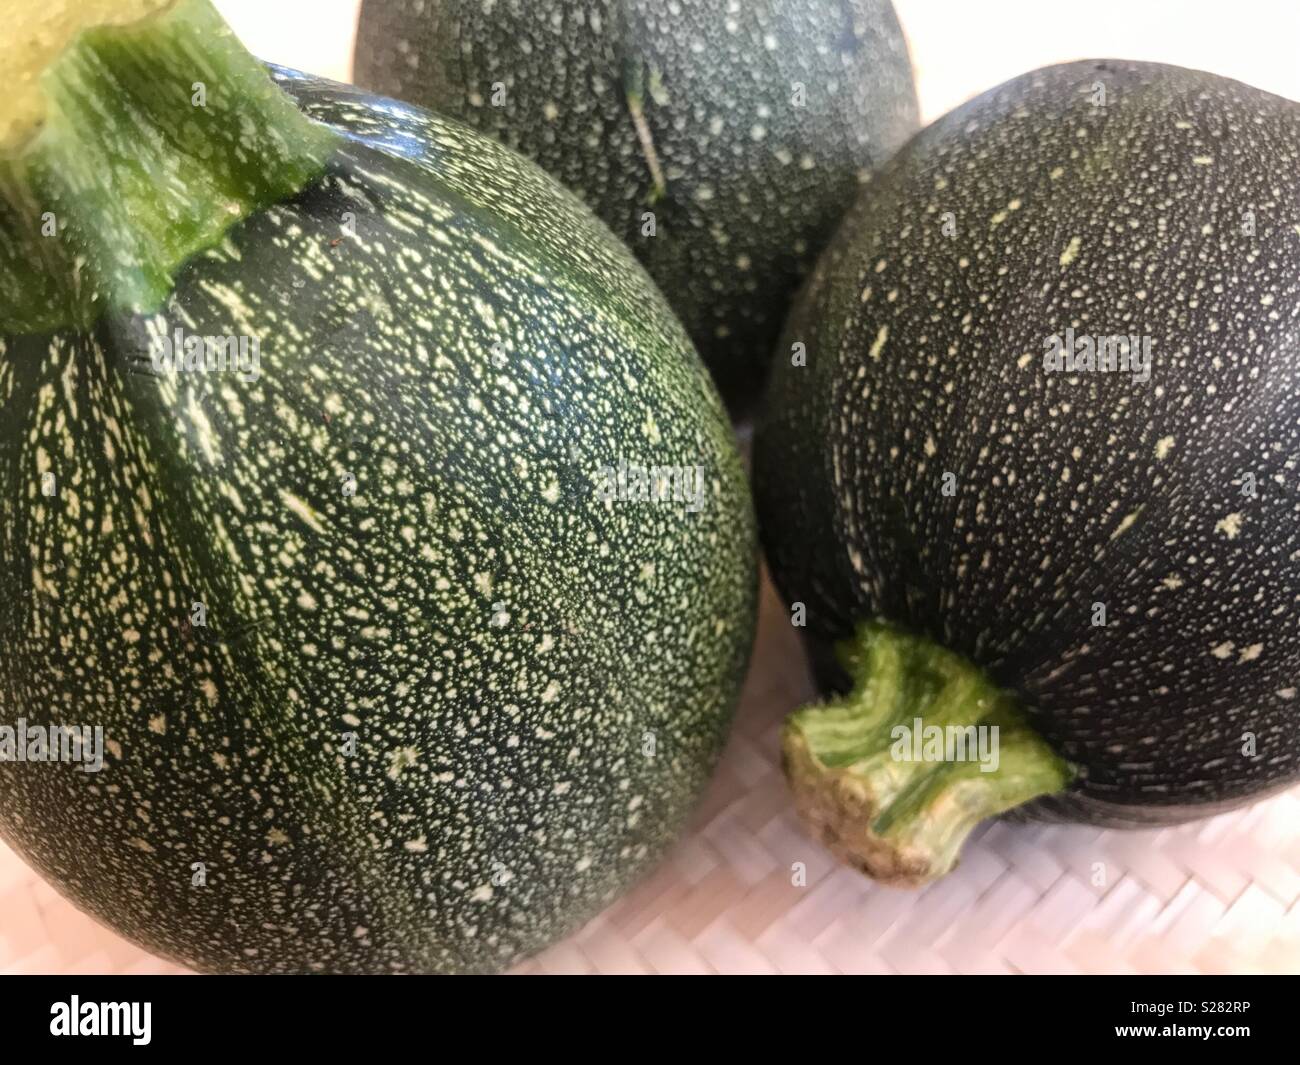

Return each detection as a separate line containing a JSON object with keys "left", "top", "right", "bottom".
{"left": 0, "top": 0, "right": 756, "bottom": 972}
{"left": 354, "top": 0, "right": 919, "bottom": 412}
{"left": 756, "top": 60, "right": 1300, "bottom": 886}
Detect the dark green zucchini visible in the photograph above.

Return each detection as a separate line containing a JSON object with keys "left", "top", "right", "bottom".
{"left": 354, "top": 0, "right": 919, "bottom": 412}
{"left": 756, "top": 60, "right": 1300, "bottom": 886}
{"left": 0, "top": 0, "right": 756, "bottom": 972}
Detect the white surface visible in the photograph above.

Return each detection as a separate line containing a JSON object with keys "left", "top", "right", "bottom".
{"left": 895, "top": 0, "right": 1300, "bottom": 121}
{"left": 216, "top": 0, "right": 359, "bottom": 83}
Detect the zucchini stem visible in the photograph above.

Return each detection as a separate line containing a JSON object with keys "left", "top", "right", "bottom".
{"left": 783, "top": 622, "right": 1074, "bottom": 887}
{"left": 0, "top": 0, "right": 339, "bottom": 333}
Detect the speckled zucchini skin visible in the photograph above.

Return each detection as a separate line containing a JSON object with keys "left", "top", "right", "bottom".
{"left": 755, "top": 60, "right": 1300, "bottom": 825}
{"left": 0, "top": 69, "right": 757, "bottom": 973}
{"left": 354, "top": 0, "right": 919, "bottom": 412}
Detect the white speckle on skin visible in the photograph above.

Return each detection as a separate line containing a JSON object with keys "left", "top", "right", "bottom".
{"left": 280, "top": 489, "right": 328, "bottom": 534}
{"left": 1215, "top": 512, "right": 1243, "bottom": 540}
{"left": 868, "top": 325, "right": 888, "bottom": 361}
{"left": 1111, "top": 507, "right": 1142, "bottom": 540}
{"left": 990, "top": 198, "right": 1021, "bottom": 228}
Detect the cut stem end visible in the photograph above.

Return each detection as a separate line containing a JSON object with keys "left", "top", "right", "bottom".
{"left": 783, "top": 622, "right": 1074, "bottom": 888}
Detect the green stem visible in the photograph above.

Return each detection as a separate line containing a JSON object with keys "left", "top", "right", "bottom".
{"left": 0, "top": 0, "right": 339, "bottom": 334}
{"left": 783, "top": 622, "right": 1074, "bottom": 887}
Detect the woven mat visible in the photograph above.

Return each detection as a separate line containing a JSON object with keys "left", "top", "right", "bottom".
{"left": 4, "top": 574, "right": 1298, "bottom": 975}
